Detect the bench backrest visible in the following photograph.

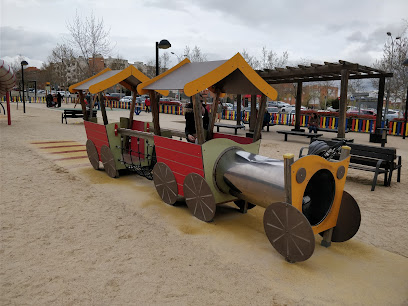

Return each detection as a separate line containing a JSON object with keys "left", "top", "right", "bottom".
{"left": 320, "top": 140, "right": 396, "bottom": 163}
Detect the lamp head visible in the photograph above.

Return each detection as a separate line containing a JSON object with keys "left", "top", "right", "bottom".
{"left": 21, "top": 60, "right": 28, "bottom": 66}
{"left": 158, "top": 39, "right": 171, "bottom": 49}
{"left": 387, "top": 32, "right": 392, "bottom": 36}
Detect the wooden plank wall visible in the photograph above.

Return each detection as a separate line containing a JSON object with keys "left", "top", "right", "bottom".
{"left": 84, "top": 121, "right": 109, "bottom": 160}
{"left": 154, "top": 136, "right": 204, "bottom": 196}
{"left": 130, "top": 120, "right": 146, "bottom": 159}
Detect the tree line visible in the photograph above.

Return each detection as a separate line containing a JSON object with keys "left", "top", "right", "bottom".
{"left": 11, "top": 12, "right": 407, "bottom": 112}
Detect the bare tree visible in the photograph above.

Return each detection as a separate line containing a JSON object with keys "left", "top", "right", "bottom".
{"left": 145, "top": 60, "right": 156, "bottom": 78}
{"left": 107, "top": 55, "right": 127, "bottom": 70}
{"left": 184, "top": 46, "right": 207, "bottom": 62}
{"left": 260, "top": 46, "right": 288, "bottom": 70}
{"left": 47, "top": 44, "right": 78, "bottom": 89}
{"left": 160, "top": 52, "right": 170, "bottom": 70}
{"left": 66, "top": 11, "right": 113, "bottom": 77}
{"left": 372, "top": 23, "right": 408, "bottom": 115}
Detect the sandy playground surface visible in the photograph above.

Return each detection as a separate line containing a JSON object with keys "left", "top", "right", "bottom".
{"left": 1, "top": 102, "right": 408, "bottom": 305}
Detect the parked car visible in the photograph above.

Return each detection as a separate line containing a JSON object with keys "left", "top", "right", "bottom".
{"left": 276, "top": 101, "right": 290, "bottom": 108}
{"left": 266, "top": 106, "right": 279, "bottom": 114}
{"left": 119, "top": 96, "right": 133, "bottom": 103}
{"left": 224, "top": 103, "right": 233, "bottom": 110}
{"left": 159, "top": 98, "right": 182, "bottom": 106}
{"left": 384, "top": 109, "right": 400, "bottom": 121}
{"left": 57, "top": 91, "right": 71, "bottom": 97}
{"left": 267, "top": 101, "right": 279, "bottom": 107}
{"left": 105, "top": 93, "right": 122, "bottom": 101}
{"left": 280, "top": 105, "right": 295, "bottom": 114}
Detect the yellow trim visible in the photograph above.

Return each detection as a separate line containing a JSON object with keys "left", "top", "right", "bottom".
{"left": 184, "top": 53, "right": 278, "bottom": 100}
{"left": 290, "top": 155, "right": 350, "bottom": 235}
{"left": 69, "top": 68, "right": 111, "bottom": 93}
{"left": 137, "top": 58, "right": 191, "bottom": 95}
{"left": 88, "top": 65, "right": 168, "bottom": 96}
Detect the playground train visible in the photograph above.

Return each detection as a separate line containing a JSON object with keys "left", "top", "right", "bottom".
{"left": 85, "top": 117, "right": 361, "bottom": 263}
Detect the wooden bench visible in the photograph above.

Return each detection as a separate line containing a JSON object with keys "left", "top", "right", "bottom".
{"left": 277, "top": 130, "right": 323, "bottom": 142}
{"left": 317, "top": 127, "right": 350, "bottom": 133}
{"left": 62, "top": 109, "right": 97, "bottom": 124}
{"left": 300, "top": 140, "right": 402, "bottom": 191}
{"left": 214, "top": 123, "right": 245, "bottom": 135}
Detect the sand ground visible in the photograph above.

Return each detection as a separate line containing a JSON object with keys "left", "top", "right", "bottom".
{"left": 1, "top": 102, "right": 407, "bottom": 305}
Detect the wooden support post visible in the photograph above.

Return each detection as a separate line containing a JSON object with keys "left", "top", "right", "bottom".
{"left": 321, "top": 229, "right": 333, "bottom": 247}
{"left": 253, "top": 94, "right": 267, "bottom": 142}
{"left": 6, "top": 91, "right": 11, "bottom": 125}
{"left": 236, "top": 94, "right": 242, "bottom": 125}
{"left": 376, "top": 77, "right": 385, "bottom": 133}
{"left": 128, "top": 87, "right": 137, "bottom": 129}
{"left": 78, "top": 91, "right": 88, "bottom": 121}
{"left": 89, "top": 94, "right": 95, "bottom": 118}
{"left": 192, "top": 94, "right": 205, "bottom": 145}
{"left": 150, "top": 91, "right": 161, "bottom": 136}
{"left": 293, "top": 82, "right": 303, "bottom": 131}
{"left": 207, "top": 90, "right": 221, "bottom": 140}
{"left": 100, "top": 93, "right": 108, "bottom": 125}
{"left": 249, "top": 95, "right": 257, "bottom": 132}
{"left": 283, "top": 153, "right": 294, "bottom": 204}
{"left": 340, "top": 145, "right": 351, "bottom": 160}
{"left": 337, "top": 69, "right": 349, "bottom": 139}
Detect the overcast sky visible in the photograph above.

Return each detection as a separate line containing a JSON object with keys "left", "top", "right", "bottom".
{"left": 1, "top": 0, "right": 407, "bottom": 69}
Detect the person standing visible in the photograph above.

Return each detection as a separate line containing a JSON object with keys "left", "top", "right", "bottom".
{"left": 57, "top": 92, "right": 62, "bottom": 108}
{"left": 145, "top": 97, "right": 150, "bottom": 113}
{"left": 185, "top": 100, "right": 209, "bottom": 143}
{"left": 216, "top": 101, "right": 223, "bottom": 122}
{"left": 308, "top": 113, "right": 319, "bottom": 133}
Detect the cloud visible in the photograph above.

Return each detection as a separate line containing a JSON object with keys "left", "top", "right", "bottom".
{"left": 0, "top": 26, "right": 57, "bottom": 65}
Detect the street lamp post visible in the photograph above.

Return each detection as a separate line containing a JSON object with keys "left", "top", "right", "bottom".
{"left": 384, "top": 32, "right": 400, "bottom": 121}
{"left": 403, "top": 58, "right": 408, "bottom": 139}
{"left": 156, "top": 39, "right": 171, "bottom": 76}
{"left": 21, "top": 60, "right": 28, "bottom": 113}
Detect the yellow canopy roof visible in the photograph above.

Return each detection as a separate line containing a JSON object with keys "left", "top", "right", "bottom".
{"left": 137, "top": 53, "right": 277, "bottom": 100}
{"left": 69, "top": 66, "right": 168, "bottom": 96}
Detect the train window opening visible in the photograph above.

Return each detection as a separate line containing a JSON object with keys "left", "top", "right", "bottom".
{"left": 302, "top": 169, "right": 335, "bottom": 226}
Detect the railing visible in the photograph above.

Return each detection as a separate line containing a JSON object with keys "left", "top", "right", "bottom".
{"left": 2, "top": 96, "right": 406, "bottom": 137}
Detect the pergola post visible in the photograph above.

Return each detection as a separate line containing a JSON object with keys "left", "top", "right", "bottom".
{"left": 208, "top": 90, "right": 221, "bottom": 140}
{"left": 253, "top": 94, "right": 267, "bottom": 141}
{"left": 128, "top": 87, "right": 137, "bottom": 128}
{"left": 250, "top": 94, "right": 257, "bottom": 132}
{"left": 100, "top": 92, "right": 108, "bottom": 125}
{"left": 236, "top": 94, "right": 242, "bottom": 125}
{"left": 337, "top": 69, "right": 349, "bottom": 139}
{"left": 192, "top": 94, "right": 205, "bottom": 144}
{"left": 293, "top": 82, "right": 304, "bottom": 131}
{"left": 150, "top": 91, "right": 161, "bottom": 136}
{"left": 376, "top": 76, "right": 385, "bottom": 133}
{"left": 78, "top": 91, "right": 88, "bottom": 121}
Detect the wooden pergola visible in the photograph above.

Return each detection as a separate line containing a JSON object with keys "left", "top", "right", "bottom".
{"left": 256, "top": 60, "right": 393, "bottom": 139}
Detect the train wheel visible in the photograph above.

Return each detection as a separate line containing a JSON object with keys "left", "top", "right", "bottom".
{"left": 183, "top": 173, "right": 216, "bottom": 222}
{"left": 86, "top": 139, "right": 99, "bottom": 170}
{"left": 329, "top": 191, "right": 361, "bottom": 242}
{"left": 263, "top": 202, "right": 315, "bottom": 263}
{"left": 101, "top": 145, "right": 118, "bottom": 178}
{"left": 152, "top": 162, "right": 178, "bottom": 205}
